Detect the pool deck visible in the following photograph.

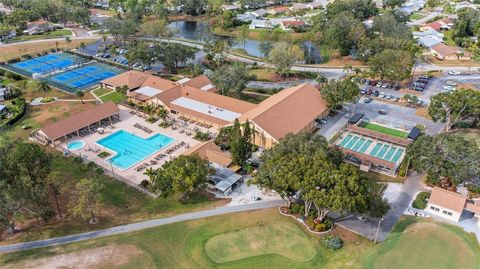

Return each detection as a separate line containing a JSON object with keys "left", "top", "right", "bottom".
{"left": 62, "top": 105, "right": 204, "bottom": 185}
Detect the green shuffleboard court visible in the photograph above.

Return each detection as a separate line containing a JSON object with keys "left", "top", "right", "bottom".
{"left": 359, "top": 122, "right": 409, "bottom": 138}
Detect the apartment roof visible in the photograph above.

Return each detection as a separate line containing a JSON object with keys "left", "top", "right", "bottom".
{"left": 238, "top": 83, "right": 328, "bottom": 141}
{"left": 180, "top": 75, "right": 216, "bottom": 91}
{"left": 429, "top": 187, "right": 467, "bottom": 213}
{"left": 39, "top": 102, "right": 120, "bottom": 141}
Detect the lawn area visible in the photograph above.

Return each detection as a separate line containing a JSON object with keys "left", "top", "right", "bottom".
{"left": 359, "top": 122, "right": 409, "bottom": 138}
{"left": 6, "top": 30, "right": 73, "bottom": 43}
{"left": 100, "top": 91, "right": 125, "bottom": 104}
{"left": 409, "top": 13, "right": 425, "bottom": 20}
{"left": 453, "top": 129, "right": 480, "bottom": 148}
{"left": 92, "top": 87, "right": 113, "bottom": 97}
{"left": 0, "top": 39, "right": 95, "bottom": 61}
{"left": 363, "top": 216, "right": 480, "bottom": 269}
{"left": 2, "top": 212, "right": 478, "bottom": 269}
{"left": 0, "top": 152, "right": 227, "bottom": 245}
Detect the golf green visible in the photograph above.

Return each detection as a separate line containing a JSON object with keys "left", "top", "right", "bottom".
{"left": 360, "top": 122, "right": 409, "bottom": 138}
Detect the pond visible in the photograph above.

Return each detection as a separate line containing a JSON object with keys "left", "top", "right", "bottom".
{"left": 168, "top": 20, "right": 324, "bottom": 63}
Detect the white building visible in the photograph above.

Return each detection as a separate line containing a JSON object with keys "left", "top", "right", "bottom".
{"left": 426, "top": 187, "right": 480, "bottom": 223}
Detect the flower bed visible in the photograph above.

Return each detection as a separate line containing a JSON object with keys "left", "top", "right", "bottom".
{"left": 278, "top": 206, "right": 334, "bottom": 235}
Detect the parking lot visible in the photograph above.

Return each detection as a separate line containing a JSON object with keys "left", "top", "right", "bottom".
{"left": 357, "top": 72, "right": 480, "bottom": 105}
{"left": 317, "top": 97, "right": 446, "bottom": 138}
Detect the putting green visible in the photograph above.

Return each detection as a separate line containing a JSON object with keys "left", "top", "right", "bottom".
{"left": 204, "top": 222, "right": 317, "bottom": 263}
{"left": 359, "top": 122, "right": 409, "bottom": 138}
{"left": 365, "top": 221, "right": 479, "bottom": 269}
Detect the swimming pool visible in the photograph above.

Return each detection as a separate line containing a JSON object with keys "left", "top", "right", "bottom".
{"left": 96, "top": 130, "right": 175, "bottom": 170}
{"left": 66, "top": 140, "right": 86, "bottom": 150}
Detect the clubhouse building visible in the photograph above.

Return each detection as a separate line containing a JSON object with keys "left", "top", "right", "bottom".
{"left": 100, "top": 71, "right": 329, "bottom": 148}
{"left": 426, "top": 187, "right": 480, "bottom": 223}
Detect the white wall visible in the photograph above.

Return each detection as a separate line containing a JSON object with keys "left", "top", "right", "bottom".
{"left": 426, "top": 203, "right": 462, "bottom": 222}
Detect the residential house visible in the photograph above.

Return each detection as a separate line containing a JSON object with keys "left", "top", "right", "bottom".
{"left": 417, "top": 35, "right": 443, "bottom": 48}
{"left": 280, "top": 20, "right": 306, "bottom": 31}
{"left": 426, "top": 187, "right": 480, "bottom": 222}
{"left": 420, "top": 18, "right": 453, "bottom": 32}
{"left": 249, "top": 19, "right": 275, "bottom": 29}
{"left": 237, "top": 12, "right": 258, "bottom": 22}
{"left": 221, "top": 3, "right": 241, "bottom": 11}
{"left": 413, "top": 29, "right": 444, "bottom": 39}
{"left": 252, "top": 8, "right": 267, "bottom": 17}
{"left": 430, "top": 43, "right": 471, "bottom": 60}
{"left": 267, "top": 6, "right": 290, "bottom": 15}
{"left": 24, "top": 20, "right": 55, "bottom": 35}
{"left": 398, "top": 0, "right": 425, "bottom": 14}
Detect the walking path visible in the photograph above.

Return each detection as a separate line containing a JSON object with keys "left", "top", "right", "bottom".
{"left": 0, "top": 200, "right": 283, "bottom": 253}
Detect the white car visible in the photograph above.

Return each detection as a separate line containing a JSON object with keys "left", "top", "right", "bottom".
{"left": 445, "top": 81, "right": 458, "bottom": 86}
{"left": 448, "top": 71, "right": 461, "bottom": 75}
{"left": 443, "top": 86, "right": 456, "bottom": 92}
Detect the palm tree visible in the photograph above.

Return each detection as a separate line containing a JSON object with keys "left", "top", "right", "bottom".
{"left": 115, "top": 84, "right": 128, "bottom": 103}
{"left": 76, "top": 90, "right": 85, "bottom": 104}
{"left": 37, "top": 80, "right": 52, "bottom": 93}
{"left": 157, "top": 107, "right": 169, "bottom": 123}
{"left": 144, "top": 167, "right": 157, "bottom": 182}
{"left": 143, "top": 103, "right": 154, "bottom": 118}
{"left": 65, "top": 36, "right": 72, "bottom": 49}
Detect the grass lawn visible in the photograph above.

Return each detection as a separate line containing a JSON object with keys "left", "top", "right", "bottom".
{"left": 409, "top": 13, "right": 425, "bottom": 20}
{"left": 2, "top": 212, "right": 478, "bottom": 269}
{"left": 0, "top": 153, "right": 227, "bottom": 245}
{"left": 6, "top": 30, "right": 73, "bottom": 43}
{"left": 453, "top": 129, "right": 480, "bottom": 148}
{"left": 100, "top": 91, "right": 125, "bottom": 104}
{"left": 0, "top": 39, "right": 95, "bottom": 61}
{"left": 359, "top": 122, "right": 409, "bottom": 138}
{"left": 93, "top": 87, "right": 113, "bottom": 97}
{"left": 363, "top": 216, "right": 480, "bottom": 269}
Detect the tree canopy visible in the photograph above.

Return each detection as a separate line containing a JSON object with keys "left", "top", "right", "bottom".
{"left": 151, "top": 155, "right": 209, "bottom": 200}
{"left": 320, "top": 78, "right": 360, "bottom": 109}
{"left": 251, "top": 132, "right": 374, "bottom": 222}
{"left": 268, "top": 42, "right": 304, "bottom": 77}
{"left": 428, "top": 89, "right": 480, "bottom": 132}
{"left": 407, "top": 133, "right": 480, "bottom": 186}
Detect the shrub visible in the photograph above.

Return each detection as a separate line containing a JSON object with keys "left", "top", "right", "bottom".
{"left": 323, "top": 218, "right": 333, "bottom": 229}
{"left": 41, "top": 97, "right": 55, "bottom": 103}
{"left": 146, "top": 117, "right": 158, "bottom": 123}
{"left": 412, "top": 191, "right": 431, "bottom": 210}
{"left": 72, "top": 156, "right": 83, "bottom": 164}
{"left": 139, "top": 179, "right": 150, "bottom": 189}
{"left": 314, "top": 223, "right": 326, "bottom": 232}
{"left": 194, "top": 131, "right": 210, "bottom": 141}
{"left": 306, "top": 219, "right": 315, "bottom": 229}
{"left": 322, "top": 236, "right": 343, "bottom": 250}
{"left": 290, "top": 203, "right": 305, "bottom": 215}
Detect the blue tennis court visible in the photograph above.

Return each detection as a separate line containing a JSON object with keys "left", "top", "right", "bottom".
{"left": 9, "top": 53, "right": 84, "bottom": 76}
{"left": 47, "top": 63, "right": 122, "bottom": 93}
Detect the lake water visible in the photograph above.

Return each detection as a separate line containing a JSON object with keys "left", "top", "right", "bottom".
{"left": 168, "top": 20, "right": 323, "bottom": 63}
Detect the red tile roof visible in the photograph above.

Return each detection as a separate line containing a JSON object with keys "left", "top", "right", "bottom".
{"left": 429, "top": 187, "right": 467, "bottom": 213}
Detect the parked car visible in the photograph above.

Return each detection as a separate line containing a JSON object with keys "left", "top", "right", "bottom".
{"left": 360, "top": 89, "right": 367, "bottom": 94}
{"left": 373, "top": 90, "right": 380, "bottom": 97}
{"left": 371, "top": 80, "right": 377, "bottom": 86}
{"left": 394, "top": 84, "right": 401, "bottom": 91}
{"left": 413, "top": 86, "right": 424, "bottom": 92}
{"left": 419, "top": 75, "right": 430, "bottom": 80}
{"left": 445, "top": 80, "right": 458, "bottom": 86}
{"left": 377, "top": 82, "right": 383, "bottom": 87}
{"left": 364, "top": 97, "right": 373, "bottom": 103}
{"left": 448, "top": 71, "right": 461, "bottom": 75}
{"left": 378, "top": 109, "right": 387, "bottom": 115}
{"left": 393, "top": 97, "right": 400, "bottom": 102}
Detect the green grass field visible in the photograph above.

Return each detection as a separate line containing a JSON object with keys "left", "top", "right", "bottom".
{"left": 100, "top": 91, "right": 125, "bottom": 104}
{"left": 92, "top": 87, "right": 113, "bottom": 97}
{"left": 6, "top": 30, "right": 73, "bottom": 43}
{"left": 359, "top": 122, "right": 409, "bottom": 138}
{"left": 363, "top": 217, "right": 480, "bottom": 269}
{"left": 1, "top": 212, "right": 478, "bottom": 269}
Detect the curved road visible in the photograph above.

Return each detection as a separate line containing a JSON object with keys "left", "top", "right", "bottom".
{"left": 0, "top": 200, "right": 283, "bottom": 253}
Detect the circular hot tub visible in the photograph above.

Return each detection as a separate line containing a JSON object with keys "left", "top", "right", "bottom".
{"left": 66, "top": 140, "right": 86, "bottom": 151}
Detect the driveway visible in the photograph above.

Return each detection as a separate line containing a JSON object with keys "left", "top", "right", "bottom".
{"left": 334, "top": 173, "right": 427, "bottom": 242}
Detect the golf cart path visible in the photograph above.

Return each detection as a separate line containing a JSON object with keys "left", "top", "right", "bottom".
{"left": 0, "top": 200, "right": 283, "bottom": 253}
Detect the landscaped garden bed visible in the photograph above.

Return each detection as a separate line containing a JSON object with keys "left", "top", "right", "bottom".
{"left": 279, "top": 204, "right": 334, "bottom": 235}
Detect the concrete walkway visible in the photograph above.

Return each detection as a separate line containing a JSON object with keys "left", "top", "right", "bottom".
{"left": 0, "top": 200, "right": 283, "bottom": 253}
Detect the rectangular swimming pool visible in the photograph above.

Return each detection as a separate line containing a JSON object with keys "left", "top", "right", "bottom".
{"left": 96, "top": 130, "right": 175, "bottom": 170}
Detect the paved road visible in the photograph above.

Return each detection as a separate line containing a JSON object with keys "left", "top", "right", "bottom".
{"left": 0, "top": 200, "right": 283, "bottom": 253}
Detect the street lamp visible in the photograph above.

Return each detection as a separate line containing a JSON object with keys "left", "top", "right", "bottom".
{"left": 374, "top": 217, "right": 384, "bottom": 244}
